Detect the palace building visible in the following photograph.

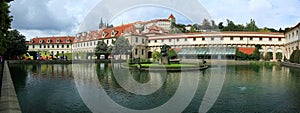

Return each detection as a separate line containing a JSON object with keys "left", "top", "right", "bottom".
{"left": 26, "top": 14, "right": 300, "bottom": 61}
{"left": 27, "top": 36, "right": 75, "bottom": 55}
{"left": 285, "top": 22, "right": 300, "bottom": 59}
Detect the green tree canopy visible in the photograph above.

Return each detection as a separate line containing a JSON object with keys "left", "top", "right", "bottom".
{"left": 95, "top": 41, "right": 109, "bottom": 59}
{"left": 112, "top": 36, "right": 132, "bottom": 56}
{"left": 0, "top": 0, "right": 14, "bottom": 55}
{"left": 4, "top": 29, "right": 27, "bottom": 59}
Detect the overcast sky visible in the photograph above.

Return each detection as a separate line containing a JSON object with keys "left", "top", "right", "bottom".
{"left": 9, "top": 0, "right": 300, "bottom": 40}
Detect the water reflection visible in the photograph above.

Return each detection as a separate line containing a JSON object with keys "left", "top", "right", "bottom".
{"left": 9, "top": 63, "right": 300, "bottom": 113}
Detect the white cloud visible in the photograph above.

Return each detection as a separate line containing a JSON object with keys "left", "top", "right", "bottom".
{"left": 10, "top": 0, "right": 100, "bottom": 40}
{"left": 198, "top": 0, "right": 300, "bottom": 29}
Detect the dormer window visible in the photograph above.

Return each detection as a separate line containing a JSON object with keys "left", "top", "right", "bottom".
{"left": 66, "top": 38, "right": 71, "bottom": 43}
{"left": 30, "top": 39, "right": 34, "bottom": 43}
{"left": 39, "top": 39, "right": 43, "bottom": 44}
{"left": 102, "top": 32, "right": 108, "bottom": 38}
{"left": 56, "top": 39, "right": 61, "bottom": 43}
{"left": 111, "top": 30, "right": 118, "bottom": 37}
{"left": 47, "top": 39, "right": 51, "bottom": 43}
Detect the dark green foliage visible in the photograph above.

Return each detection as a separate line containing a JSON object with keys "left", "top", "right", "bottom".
{"left": 4, "top": 30, "right": 27, "bottom": 59}
{"left": 0, "top": 0, "right": 14, "bottom": 55}
{"left": 167, "top": 49, "right": 177, "bottom": 59}
{"left": 95, "top": 41, "right": 109, "bottom": 59}
{"left": 236, "top": 45, "right": 262, "bottom": 61}
{"left": 236, "top": 49, "right": 248, "bottom": 60}
{"left": 112, "top": 36, "right": 132, "bottom": 59}
{"left": 291, "top": 50, "right": 300, "bottom": 64}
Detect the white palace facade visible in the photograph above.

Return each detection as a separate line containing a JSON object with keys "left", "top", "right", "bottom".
{"left": 27, "top": 14, "right": 300, "bottom": 61}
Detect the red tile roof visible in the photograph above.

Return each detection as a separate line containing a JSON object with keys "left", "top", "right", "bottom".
{"left": 168, "top": 14, "right": 175, "bottom": 19}
{"left": 238, "top": 48, "right": 255, "bottom": 55}
{"left": 28, "top": 36, "right": 75, "bottom": 45}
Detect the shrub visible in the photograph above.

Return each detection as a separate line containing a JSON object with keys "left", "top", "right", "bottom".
{"left": 290, "top": 50, "right": 300, "bottom": 63}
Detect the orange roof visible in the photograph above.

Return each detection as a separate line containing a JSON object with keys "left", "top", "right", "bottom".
{"left": 168, "top": 14, "right": 175, "bottom": 19}
{"left": 28, "top": 36, "right": 75, "bottom": 45}
{"left": 238, "top": 48, "right": 255, "bottom": 55}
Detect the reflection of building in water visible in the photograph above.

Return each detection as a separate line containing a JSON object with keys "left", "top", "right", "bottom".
{"left": 27, "top": 64, "right": 73, "bottom": 79}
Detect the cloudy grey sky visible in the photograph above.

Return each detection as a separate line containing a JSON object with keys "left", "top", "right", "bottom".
{"left": 9, "top": 0, "right": 300, "bottom": 40}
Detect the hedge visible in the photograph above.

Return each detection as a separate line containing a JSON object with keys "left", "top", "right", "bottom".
{"left": 290, "top": 50, "right": 300, "bottom": 64}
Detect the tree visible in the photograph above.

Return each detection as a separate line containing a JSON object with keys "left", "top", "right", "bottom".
{"left": 112, "top": 36, "right": 132, "bottom": 60}
{"left": 223, "top": 19, "right": 237, "bottom": 31}
{"left": 211, "top": 20, "right": 218, "bottom": 30}
{"left": 152, "top": 50, "right": 161, "bottom": 62}
{"left": 167, "top": 48, "right": 177, "bottom": 59}
{"left": 218, "top": 22, "right": 224, "bottom": 30}
{"left": 246, "top": 19, "right": 259, "bottom": 32}
{"left": 94, "top": 41, "right": 108, "bottom": 59}
{"left": 202, "top": 19, "right": 212, "bottom": 31}
{"left": 0, "top": 0, "right": 14, "bottom": 55}
{"left": 4, "top": 30, "right": 27, "bottom": 59}
{"left": 250, "top": 45, "right": 262, "bottom": 60}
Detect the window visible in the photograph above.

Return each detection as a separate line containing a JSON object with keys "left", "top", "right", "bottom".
{"left": 177, "top": 39, "right": 179, "bottom": 42}
{"left": 57, "top": 45, "right": 59, "bottom": 48}
{"left": 169, "top": 39, "right": 172, "bottom": 42}
{"left": 240, "top": 37, "right": 243, "bottom": 41}
{"left": 67, "top": 45, "right": 69, "bottom": 48}
{"left": 62, "top": 45, "right": 64, "bottom": 48}
{"left": 135, "top": 49, "right": 138, "bottom": 55}
{"left": 221, "top": 37, "right": 224, "bottom": 40}
{"left": 202, "top": 38, "right": 205, "bottom": 41}
{"left": 155, "top": 40, "right": 157, "bottom": 43}
{"left": 107, "top": 40, "right": 109, "bottom": 44}
{"left": 136, "top": 37, "right": 138, "bottom": 43}
{"left": 279, "top": 38, "right": 281, "bottom": 41}
{"left": 33, "top": 45, "right": 35, "bottom": 49}
{"left": 269, "top": 38, "right": 272, "bottom": 41}
{"left": 162, "top": 39, "right": 164, "bottom": 43}
{"left": 211, "top": 37, "right": 214, "bottom": 41}
{"left": 259, "top": 37, "right": 262, "bottom": 41}
{"left": 47, "top": 45, "right": 50, "bottom": 48}
{"left": 193, "top": 38, "right": 196, "bottom": 41}
{"left": 57, "top": 51, "right": 59, "bottom": 54}
{"left": 52, "top": 45, "right": 54, "bottom": 48}
{"left": 148, "top": 40, "right": 151, "bottom": 43}
{"left": 250, "top": 37, "right": 253, "bottom": 41}
{"left": 142, "top": 39, "right": 144, "bottom": 43}
{"left": 39, "top": 39, "right": 43, "bottom": 44}
{"left": 230, "top": 37, "right": 233, "bottom": 40}
{"left": 47, "top": 39, "right": 51, "bottom": 43}
{"left": 142, "top": 49, "right": 144, "bottom": 55}
{"left": 40, "top": 45, "right": 42, "bottom": 48}
{"left": 56, "top": 39, "right": 60, "bottom": 43}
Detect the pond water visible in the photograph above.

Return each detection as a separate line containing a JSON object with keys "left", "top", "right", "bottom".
{"left": 10, "top": 63, "right": 300, "bottom": 113}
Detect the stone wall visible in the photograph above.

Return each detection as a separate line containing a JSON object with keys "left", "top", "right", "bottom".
{"left": 0, "top": 61, "right": 21, "bottom": 113}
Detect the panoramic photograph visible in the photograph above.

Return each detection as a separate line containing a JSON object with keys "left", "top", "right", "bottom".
{"left": 1, "top": 0, "right": 300, "bottom": 113}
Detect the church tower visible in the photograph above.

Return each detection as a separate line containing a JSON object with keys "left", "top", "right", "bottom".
{"left": 99, "top": 18, "right": 105, "bottom": 29}
{"left": 168, "top": 13, "right": 176, "bottom": 23}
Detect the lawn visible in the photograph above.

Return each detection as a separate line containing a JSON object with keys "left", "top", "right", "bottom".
{"left": 129, "top": 63, "right": 203, "bottom": 68}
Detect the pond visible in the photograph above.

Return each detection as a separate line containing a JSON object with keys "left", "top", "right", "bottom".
{"left": 9, "top": 63, "right": 300, "bottom": 113}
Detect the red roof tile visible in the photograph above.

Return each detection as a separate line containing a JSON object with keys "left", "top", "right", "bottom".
{"left": 238, "top": 48, "right": 255, "bottom": 55}
{"left": 168, "top": 14, "right": 175, "bottom": 19}
{"left": 28, "top": 36, "right": 75, "bottom": 45}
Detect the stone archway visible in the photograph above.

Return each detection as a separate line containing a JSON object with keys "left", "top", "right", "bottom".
{"left": 276, "top": 48, "right": 283, "bottom": 61}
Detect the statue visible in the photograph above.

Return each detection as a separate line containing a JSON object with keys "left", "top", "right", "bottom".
{"left": 160, "top": 44, "right": 171, "bottom": 65}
